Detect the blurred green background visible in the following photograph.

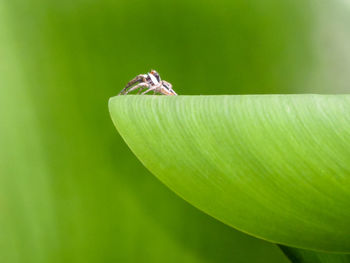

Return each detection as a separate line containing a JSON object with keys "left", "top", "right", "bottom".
{"left": 0, "top": 0, "right": 349, "bottom": 262}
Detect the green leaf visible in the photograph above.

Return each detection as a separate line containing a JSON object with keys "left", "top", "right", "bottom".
{"left": 109, "top": 95, "right": 350, "bottom": 253}
{"left": 280, "top": 246, "right": 350, "bottom": 263}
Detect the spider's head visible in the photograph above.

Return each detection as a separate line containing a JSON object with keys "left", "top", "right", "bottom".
{"left": 150, "top": 70, "right": 161, "bottom": 82}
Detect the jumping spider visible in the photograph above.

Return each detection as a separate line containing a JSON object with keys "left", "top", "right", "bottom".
{"left": 119, "top": 70, "right": 177, "bottom": 96}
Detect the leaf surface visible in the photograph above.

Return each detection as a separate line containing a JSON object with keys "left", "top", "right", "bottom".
{"left": 109, "top": 95, "right": 350, "bottom": 253}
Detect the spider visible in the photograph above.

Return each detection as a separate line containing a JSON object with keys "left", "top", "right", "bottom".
{"left": 118, "top": 70, "right": 177, "bottom": 96}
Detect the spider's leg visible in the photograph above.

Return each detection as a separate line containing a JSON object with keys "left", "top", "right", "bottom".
{"left": 136, "top": 84, "right": 150, "bottom": 94}
{"left": 124, "top": 83, "right": 149, "bottom": 94}
{"left": 154, "top": 83, "right": 168, "bottom": 95}
{"left": 141, "top": 86, "right": 156, "bottom": 95}
{"left": 137, "top": 87, "right": 146, "bottom": 94}
{"left": 119, "top": 74, "right": 147, "bottom": 95}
